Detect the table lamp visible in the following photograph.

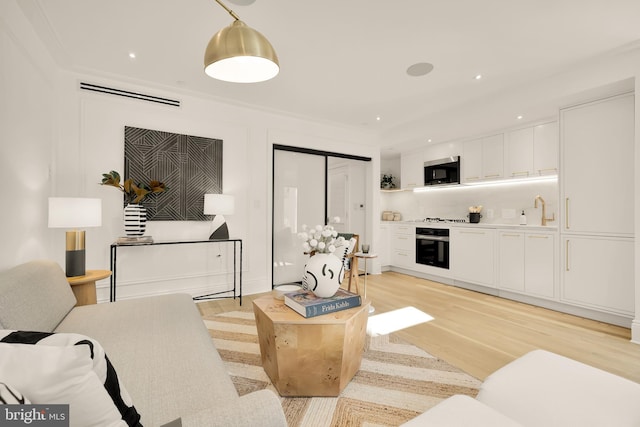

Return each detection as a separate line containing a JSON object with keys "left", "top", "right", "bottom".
{"left": 204, "top": 194, "right": 234, "bottom": 240}
{"left": 48, "top": 197, "right": 102, "bottom": 277}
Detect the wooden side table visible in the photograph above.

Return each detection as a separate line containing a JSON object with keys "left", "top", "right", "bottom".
{"left": 253, "top": 295, "right": 369, "bottom": 397}
{"left": 67, "top": 270, "right": 112, "bottom": 306}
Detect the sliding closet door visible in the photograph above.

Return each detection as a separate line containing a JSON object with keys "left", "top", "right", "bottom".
{"left": 273, "top": 150, "right": 326, "bottom": 286}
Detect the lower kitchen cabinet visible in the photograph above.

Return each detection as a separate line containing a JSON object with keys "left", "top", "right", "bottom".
{"left": 379, "top": 223, "right": 391, "bottom": 268}
{"left": 499, "top": 231, "right": 555, "bottom": 298}
{"left": 562, "top": 235, "right": 634, "bottom": 316}
{"left": 451, "top": 228, "right": 495, "bottom": 287}
{"left": 392, "top": 224, "right": 415, "bottom": 268}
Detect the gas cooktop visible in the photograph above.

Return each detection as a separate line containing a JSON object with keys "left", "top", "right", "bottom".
{"left": 418, "top": 217, "right": 467, "bottom": 223}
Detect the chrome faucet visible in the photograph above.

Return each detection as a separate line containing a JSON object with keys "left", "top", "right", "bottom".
{"left": 534, "top": 195, "right": 555, "bottom": 226}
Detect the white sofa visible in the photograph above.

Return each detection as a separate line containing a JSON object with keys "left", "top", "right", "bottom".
{"left": 0, "top": 260, "right": 287, "bottom": 426}
{"left": 403, "top": 349, "right": 640, "bottom": 426}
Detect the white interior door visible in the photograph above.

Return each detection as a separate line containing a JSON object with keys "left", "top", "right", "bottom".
{"left": 273, "top": 150, "right": 325, "bottom": 285}
{"left": 328, "top": 165, "right": 349, "bottom": 233}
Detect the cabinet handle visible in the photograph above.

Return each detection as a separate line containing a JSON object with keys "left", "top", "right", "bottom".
{"left": 538, "top": 168, "right": 558, "bottom": 174}
{"left": 565, "top": 240, "right": 570, "bottom": 271}
{"left": 565, "top": 197, "right": 570, "bottom": 229}
{"left": 528, "top": 235, "right": 549, "bottom": 239}
{"left": 461, "top": 230, "right": 485, "bottom": 235}
{"left": 502, "top": 233, "right": 520, "bottom": 237}
{"left": 398, "top": 236, "right": 409, "bottom": 240}
{"left": 397, "top": 253, "right": 407, "bottom": 257}
{"left": 511, "top": 171, "right": 530, "bottom": 177}
{"left": 465, "top": 176, "right": 481, "bottom": 180}
{"left": 484, "top": 174, "right": 501, "bottom": 178}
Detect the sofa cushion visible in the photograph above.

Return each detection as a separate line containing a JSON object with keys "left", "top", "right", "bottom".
{"left": 0, "top": 260, "right": 76, "bottom": 331}
{"left": 0, "top": 342, "right": 128, "bottom": 426}
{"left": 0, "top": 330, "right": 141, "bottom": 426}
{"left": 400, "top": 395, "right": 524, "bottom": 427}
{"left": 476, "top": 349, "right": 640, "bottom": 427}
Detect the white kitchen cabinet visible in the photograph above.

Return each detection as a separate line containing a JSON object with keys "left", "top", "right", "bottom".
{"left": 499, "top": 231, "right": 555, "bottom": 299}
{"left": 451, "top": 228, "right": 495, "bottom": 287}
{"left": 561, "top": 93, "right": 634, "bottom": 236}
{"left": 379, "top": 223, "right": 391, "bottom": 268}
{"left": 533, "top": 122, "right": 558, "bottom": 175}
{"left": 391, "top": 224, "right": 415, "bottom": 268}
{"left": 562, "top": 236, "right": 634, "bottom": 315}
{"left": 462, "top": 134, "right": 504, "bottom": 182}
{"left": 462, "top": 139, "right": 482, "bottom": 181}
{"left": 499, "top": 232, "right": 525, "bottom": 292}
{"left": 524, "top": 233, "right": 555, "bottom": 298}
{"left": 506, "top": 122, "right": 558, "bottom": 178}
{"left": 506, "top": 128, "right": 534, "bottom": 178}
{"left": 401, "top": 151, "right": 424, "bottom": 189}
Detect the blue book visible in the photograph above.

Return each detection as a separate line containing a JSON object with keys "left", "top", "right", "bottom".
{"left": 284, "top": 289, "right": 362, "bottom": 318}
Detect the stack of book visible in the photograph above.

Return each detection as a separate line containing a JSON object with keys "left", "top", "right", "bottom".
{"left": 284, "top": 288, "right": 362, "bottom": 318}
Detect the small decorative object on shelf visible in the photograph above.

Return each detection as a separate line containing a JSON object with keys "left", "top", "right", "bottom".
{"left": 100, "top": 170, "right": 167, "bottom": 237}
{"left": 380, "top": 174, "right": 396, "bottom": 189}
{"left": 116, "top": 236, "right": 154, "bottom": 244}
{"left": 284, "top": 288, "right": 361, "bottom": 318}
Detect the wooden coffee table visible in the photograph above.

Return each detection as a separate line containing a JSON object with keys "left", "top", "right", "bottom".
{"left": 252, "top": 295, "right": 369, "bottom": 397}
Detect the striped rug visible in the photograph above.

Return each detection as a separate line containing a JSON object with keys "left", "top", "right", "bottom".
{"left": 203, "top": 311, "right": 482, "bottom": 427}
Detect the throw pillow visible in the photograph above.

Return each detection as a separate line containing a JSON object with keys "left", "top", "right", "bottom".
{"left": 0, "top": 343, "right": 126, "bottom": 426}
{"left": 0, "top": 382, "right": 30, "bottom": 404}
{"left": 0, "top": 330, "right": 141, "bottom": 426}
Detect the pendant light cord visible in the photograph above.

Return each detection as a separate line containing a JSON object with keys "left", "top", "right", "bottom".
{"left": 214, "top": 0, "right": 240, "bottom": 21}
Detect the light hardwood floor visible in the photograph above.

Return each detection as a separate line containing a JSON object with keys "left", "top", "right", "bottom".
{"left": 197, "top": 271, "right": 640, "bottom": 383}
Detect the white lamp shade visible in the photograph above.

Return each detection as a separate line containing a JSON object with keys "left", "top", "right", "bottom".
{"left": 48, "top": 198, "right": 102, "bottom": 228}
{"left": 204, "top": 194, "right": 235, "bottom": 215}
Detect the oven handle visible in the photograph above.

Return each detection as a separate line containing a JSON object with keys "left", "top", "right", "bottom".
{"left": 416, "top": 235, "right": 450, "bottom": 242}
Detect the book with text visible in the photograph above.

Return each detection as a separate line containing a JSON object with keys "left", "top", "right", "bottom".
{"left": 284, "top": 289, "right": 362, "bottom": 318}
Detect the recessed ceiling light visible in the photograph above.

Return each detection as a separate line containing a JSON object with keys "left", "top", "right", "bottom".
{"left": 128, "top": 52, "right": 136, "bottom": 59}
{"left": 427, "top": 139, "right": 432, "bottom": 143}
{"left": 475, "top": 74, "right": 482, "bottom": 80}
{"left": 376, "top": 116, "right": 381, "bottom": 121}
{"left": 406, "top": 62, "right": 434, "bottom": 77}
{"left": 517, "top": 115, "right": 524, "bottom": 120}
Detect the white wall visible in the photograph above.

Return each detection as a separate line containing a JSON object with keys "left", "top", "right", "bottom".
{"left": 0, "top": 3, "right": 380, "bottom": 302}
{"left": 0, "top": 1, "right": 57, "bottom": 269}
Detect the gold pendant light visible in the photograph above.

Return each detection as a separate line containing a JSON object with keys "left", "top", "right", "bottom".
{"left": 204, "top": 0, "right": 279, "bottom": 83}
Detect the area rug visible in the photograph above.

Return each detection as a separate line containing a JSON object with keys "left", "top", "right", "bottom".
{"left": 203, "top": 311, "right": 482, "bottom": 427}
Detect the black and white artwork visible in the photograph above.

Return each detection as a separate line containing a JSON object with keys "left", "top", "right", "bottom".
{"left": 124, "top": 126, "right": 223, "bottom": 221}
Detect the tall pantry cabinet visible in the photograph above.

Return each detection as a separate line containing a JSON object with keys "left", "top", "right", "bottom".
{"left": 560, "top": 92, "right": 635, "bottom": 318}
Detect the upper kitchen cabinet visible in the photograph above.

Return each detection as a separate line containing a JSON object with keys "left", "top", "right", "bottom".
{"left": 533, "top": 122, "right": 558, "bottom": 175}
{"left": 401, "top": 150, "right": 424, "bottom": 189}
{"left": 560, "top": 93, "right": 634, "bottom": 236}
{"left": 506, "top": 122, "right": 558, "bottom": 178}
{"left": 462, "top": 134, "right": 504, "bottom": 182}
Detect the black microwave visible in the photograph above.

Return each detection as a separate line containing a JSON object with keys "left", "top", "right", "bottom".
{"left": 424, "top": 156, "right": 460, "bottom": 186}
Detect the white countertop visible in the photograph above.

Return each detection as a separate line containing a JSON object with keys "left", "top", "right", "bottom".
{"left": 381, "top": 220, "right": 558, "bottom": 232}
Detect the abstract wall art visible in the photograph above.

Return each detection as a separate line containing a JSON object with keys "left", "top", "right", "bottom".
{"left": 124, "top": 126, "right": 223, "bottom": 221}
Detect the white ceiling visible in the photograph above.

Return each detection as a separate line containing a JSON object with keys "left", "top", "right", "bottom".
{"left": 17, "top": 0, "right": 640, "bottom": 152}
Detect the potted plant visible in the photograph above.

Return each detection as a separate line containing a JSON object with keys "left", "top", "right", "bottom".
{"left": 100, "top": 170, "right": 167, "bottom": 204}
{"left": 100, "top": 170, "right": 167, "bottom": 238}
{"left": 380, "top": 174, "right": 396, "bottom": 189}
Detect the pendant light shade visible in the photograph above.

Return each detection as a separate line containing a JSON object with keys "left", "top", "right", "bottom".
{"left": 204, "top": 3, "right": 279, "bottom": 83}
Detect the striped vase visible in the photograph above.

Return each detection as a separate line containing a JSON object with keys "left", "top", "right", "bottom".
{"left": 124, "top": 203, "right": 147, "bottom": 237}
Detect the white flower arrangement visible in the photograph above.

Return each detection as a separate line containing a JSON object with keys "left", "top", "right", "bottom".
{"left": 297, "top": 218, "right": 345, "bottom": 255}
